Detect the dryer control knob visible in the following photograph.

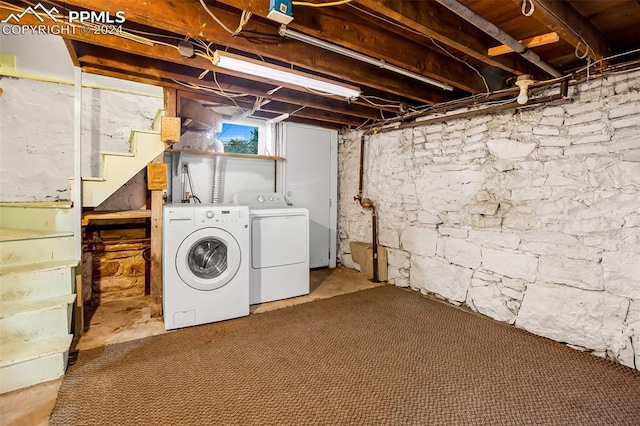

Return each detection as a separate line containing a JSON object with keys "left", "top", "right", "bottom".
{"left": 206, "top": 211, "right": 214, "bottom": 218}
{"left": 257, "top": 195, "right": 265, "bottom": 203}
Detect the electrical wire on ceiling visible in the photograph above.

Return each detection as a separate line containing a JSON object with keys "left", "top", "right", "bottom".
{"left": 346, "top": 2, "right": 490, "bottom": 94}
{"left": 198, "top": 0, "right": 252, "bottom": 36}
{"left": 532, "top": 0, "right": 594, "bottom": 61}
{"left": 292, "top": 0, "right": 353, "bottom": 7}
{"left": 170, "top": 79, "right": 250, "bottom": 99}
{"left": 360, "top": 96, "right": 408, "bottom": 110}
{"left": 521, "top": 0, "right": 535, "bottom": 17}
{"left": 427, "top": 36, "right": 490, "bottom": 93}
{"left": 368, "top": 48, "right": 640, "bottom": 131}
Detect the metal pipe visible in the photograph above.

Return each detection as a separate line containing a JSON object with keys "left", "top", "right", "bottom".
{"left": 374, "top": 91, "right": 567, "bottom": 134}
{"left": 434, "top": 0, "right": 562, "bottom": 78}
{"left": 358, "top": 135, "right": 365, "bottom": 198}
{"left": 360, "top": 198, "right": 379, "bottom": 283}
{"left": 353, "top": 135, "right": 380, "bottom": 283}
{"left": 279, "top": 25, "right": 454, "bottom": 91}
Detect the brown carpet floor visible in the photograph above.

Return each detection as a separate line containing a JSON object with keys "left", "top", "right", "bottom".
{"left": 51, "top": 286, "right": 640, "bottom": 425}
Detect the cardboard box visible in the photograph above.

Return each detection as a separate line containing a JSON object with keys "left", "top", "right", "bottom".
{"left": 350, "top": 241, "right": 388, "bottom": 281}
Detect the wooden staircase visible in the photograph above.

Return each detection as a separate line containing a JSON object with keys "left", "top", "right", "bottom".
{"left": 0, "top": 202, "right": 77, "bottom": 394}
{"left": 81, "top": 128, "right": 165, "bottom": 207}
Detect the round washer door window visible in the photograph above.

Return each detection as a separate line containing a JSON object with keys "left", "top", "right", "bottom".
{"left": 176, "top": 228, "right": 241, "bottom": 291}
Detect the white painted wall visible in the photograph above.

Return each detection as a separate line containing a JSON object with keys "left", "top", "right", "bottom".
{"left": 0, "top": 78, "right": 162, "bottom": 201}
{"left": 167, "top": 154, "right": 275, "bottom": 204}
{"left": 0, "top": 33, "right": 163, "bottom": 202}
{"left": 0, "top": 30, "right": 161, "bottom": 96}
{"left": 338, "top": 69, "right": 640, "bottom": 370}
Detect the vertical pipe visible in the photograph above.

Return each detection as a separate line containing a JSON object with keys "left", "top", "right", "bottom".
{"left": 354, "top": 134, "right": 379, "bottom": 283}
{"left": 358, "top": 135, "right": 365, "bottom": 198}
{"left": 371, "top": 206, "right": 379, "bottom": 283}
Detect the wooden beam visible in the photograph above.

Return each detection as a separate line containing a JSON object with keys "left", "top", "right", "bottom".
{"left": 63, "top": 38, "right": 81, "bottom": 67}
{"left": 208, "top": 0, "right": 493, "bottom": 92}
{"left": 42, "top": 0, "right": 457, "bottom": 102}
{"left": 489, "top": 32, "right": 559, "bottom": 57}
{"left": 352, "top": 0, "right": 542, "bottom": 78}
{"left": 81, "top": 64, "right": 366, "bottom": 128}
{"left": 511, "top": 0, "right": 610, "bottom": 61}
{"left": 74, "top": 44, "right": 387, "bottom": 118}
{"left": 146, "top": 87, "right": 175, "bottom": 318}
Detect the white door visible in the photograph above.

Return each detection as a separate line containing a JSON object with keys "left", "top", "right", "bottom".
{"left": 279, "top": 123, "right": 337, "bottom": 268}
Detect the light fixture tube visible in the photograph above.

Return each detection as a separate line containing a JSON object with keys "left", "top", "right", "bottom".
{"left": 212, "top": 50, "right": 361, "bottom": 100}
{"left": 279, "top": 25, "right": 454, "bottom": 92}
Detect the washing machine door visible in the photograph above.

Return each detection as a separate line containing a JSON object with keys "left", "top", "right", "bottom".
{"left": 175, "top": 227, "right": 241, "bottom": 291}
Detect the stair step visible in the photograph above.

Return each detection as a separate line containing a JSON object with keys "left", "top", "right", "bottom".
{"left": 0, "top": 230, "right": 74, "bottom": 267}
{"left": 152, "top": 108, "right": 164, "bottom": 131}
{"left": 0, "top": 294, "right": 76, "bottom": 319}
{"left": 82, "top": 129, "right": 165, "bottom": 207}
{"left": 0, "top": 294, "right": 75, "bottom": 345}
{"left": 0, "top": 202, "right": 73, "bottom": 232}
{"left": 0, "top": 260, "right": 76, "bottom": 303}
{"left": 0, "top": 335, "right": 72, "bottom": 394}
{"left": 101, "top": 150, "right": 135, "bottom": 157}
{"left": 0, "top": 334, "right": 73, "bottom": 368}
{"left": 0, "top": 228, "right": 73, "bottom": 243}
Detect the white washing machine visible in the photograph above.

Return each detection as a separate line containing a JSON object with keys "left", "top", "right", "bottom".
{"left": 163, "top": 204, "right": 250, "bottom": 330}
{"left": 233, "top": 192, "right": 310, "bottom": 305}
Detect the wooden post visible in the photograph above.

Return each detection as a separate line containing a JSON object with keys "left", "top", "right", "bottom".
{"left": 149, "top": 87, "right": 177, "bottom": 317}
{"left": 74, "top": 270, "right": 84, "bottom": 336}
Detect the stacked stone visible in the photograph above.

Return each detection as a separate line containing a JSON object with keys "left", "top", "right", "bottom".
{"left": 338, "top": 69, "right": 640, "bottom": 369}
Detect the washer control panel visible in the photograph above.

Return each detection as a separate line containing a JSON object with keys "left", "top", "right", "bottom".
{"left": 196, "top": 206, "right": 247, "bottom": 224}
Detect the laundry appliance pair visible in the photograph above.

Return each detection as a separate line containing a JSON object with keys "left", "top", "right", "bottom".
{"left": 162, "top": 194, "right": 309, "bottom": 330}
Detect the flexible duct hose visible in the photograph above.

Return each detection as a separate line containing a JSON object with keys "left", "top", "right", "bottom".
{"left": 211, "top": 155, "right": 223, "bottom": 203}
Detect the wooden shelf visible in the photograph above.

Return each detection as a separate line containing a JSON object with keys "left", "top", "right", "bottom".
{"left": 166, "top": 149, "right": 285, "bottom": 161}
{"left": 81, "top": 210, "right": 152, "bottom": 226}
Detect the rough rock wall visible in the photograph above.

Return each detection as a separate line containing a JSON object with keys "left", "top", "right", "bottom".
{"left": 0, "top": 77, "right": 162, "bottom": 201}
{"left": 338, "top": 70, "right": 640, "bottom": 369}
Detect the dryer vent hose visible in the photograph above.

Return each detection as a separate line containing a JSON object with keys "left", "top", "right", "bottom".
{"left": 211, "top": 155, "right": 223, "bottom": 203}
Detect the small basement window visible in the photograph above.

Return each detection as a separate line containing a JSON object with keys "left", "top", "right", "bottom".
{"left": 209, "top": 119, "right": 273, "bottom": 156}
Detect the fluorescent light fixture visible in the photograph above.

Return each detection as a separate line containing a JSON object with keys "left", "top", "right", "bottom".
{"left": 212, "top": 50, "right": 361, "bottom": 100}
{"left": 279, "top": 25, "right": 454, "bottom": 92}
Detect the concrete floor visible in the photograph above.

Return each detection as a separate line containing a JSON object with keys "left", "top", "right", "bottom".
{"left": 0, "top": 266, "right": 376, "bottom": 425}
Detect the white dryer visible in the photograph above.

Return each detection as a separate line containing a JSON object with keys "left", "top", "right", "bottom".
{"left": 163, "top": 204, "right": 250, "bottom": 330}
{"left": 233, "top": 192, "right": 310, "bottom": 305}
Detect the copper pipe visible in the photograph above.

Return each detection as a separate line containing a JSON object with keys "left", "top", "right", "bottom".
{"left": 354, "top": 135, "right": 380, "bottom": 282}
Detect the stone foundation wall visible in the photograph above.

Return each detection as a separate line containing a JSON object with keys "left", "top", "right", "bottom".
{"left": 338, "top": 69, "right": 640, "bottom": 369}
{"left": 86, "top": 226, "right": 149, "bottom": 303}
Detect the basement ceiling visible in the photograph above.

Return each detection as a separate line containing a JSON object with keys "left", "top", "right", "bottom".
{"left": 3, "top": 0, "right": 640, "bottom": 130}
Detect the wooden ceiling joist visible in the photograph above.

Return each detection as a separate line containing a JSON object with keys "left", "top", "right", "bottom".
{"left": 511, "top": 0, "right": 611, "bottom": 61}
{"left": 43, "top": 0, "right": 458, "bottom": 103}
{"left": 4, "top": 0, "right": 634, "bottom": 130}
{"left": 73, "top": 44, "right": 387, "bottom": 120}
{"left": 354, "top": 0, "right": 542, "bottom": 79}
{"left": 207, "top": 0, "right": 495, "bottom": 93}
